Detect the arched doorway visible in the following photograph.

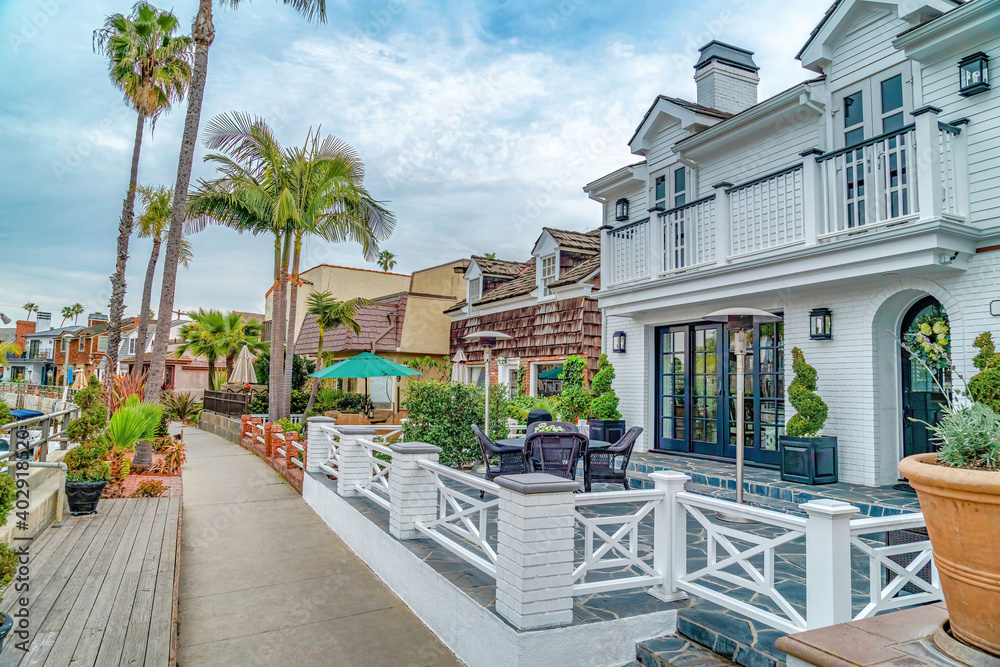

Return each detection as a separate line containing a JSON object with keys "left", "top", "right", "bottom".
{"left": 899, "top": 296, "right": 949, "bottom": 458}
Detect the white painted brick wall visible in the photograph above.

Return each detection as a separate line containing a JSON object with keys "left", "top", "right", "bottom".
{"left": 695, "top": 61, "right": 759, "bottom": 116}
{"left": 606, "top": 315, "right": 651, "bottom": 452}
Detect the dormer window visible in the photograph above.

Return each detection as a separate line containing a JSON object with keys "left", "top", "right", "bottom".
{"left": 540, "top": 255, "right": 557, "bottom": 296}
{"left": 468, "top": 277, "right": 482, "bottom": 304}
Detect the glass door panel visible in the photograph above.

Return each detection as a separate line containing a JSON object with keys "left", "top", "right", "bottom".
{"left": 657, "top": 327, "right": 688, "bottom": 452}
{"left": 691, "top": 325, "right": 723, "bottom": 456}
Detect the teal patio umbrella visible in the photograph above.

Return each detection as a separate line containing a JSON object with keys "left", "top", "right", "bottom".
{"left": 309, "top": 352, "right": 421, "bottom": 409}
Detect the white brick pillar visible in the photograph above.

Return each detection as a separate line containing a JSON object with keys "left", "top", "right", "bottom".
{"left": 713, "top": 181, "right": 732, "bottom": 266}
{"left": 388, "top": 443, "right": 441, "bottom": 539}
{"left": 648, "top": 470, "right": 690, "bottom": 603}
{"left": 335, "top": 426, "right": 376, "bottom": 497}
{"left": 495, "top": 473, "right": 580, "bottom": 630}
{"left": 803, "top": 499, "right": 859, "bottom": 629}
{"left": 305, "top": 416, "right": 335, "bottom": 473}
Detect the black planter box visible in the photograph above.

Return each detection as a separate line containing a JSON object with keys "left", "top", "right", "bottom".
{"left": 779, "top": 435, "right": 838, "bottom": 485}
{"left": 66, "top": 481, "right": 108, "bottom": 515}
{"left": 588, "top": 420, "right": 626, "bottom": 444}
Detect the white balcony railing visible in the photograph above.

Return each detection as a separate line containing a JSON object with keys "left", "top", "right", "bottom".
{"left": 604, "top": 108, "right": 968, "bottom": 288}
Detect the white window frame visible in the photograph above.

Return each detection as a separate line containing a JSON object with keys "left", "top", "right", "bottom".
{"left": 497, "top": 359, "right": 521, "bottom": 397}
{"left": 539, "top": 254, "right": 557, "bottom": 297}
{"left": 466, "top": 364, "right": 486, "bottom": 388}
{"left": 128, "top": 338, "right": 137, "bottom": 355}
{"left": 673, "top": 165, "right": 687, "bottom": 208}
{"left": 97, "top": 336, "right": 108, "bottom": 353}
{"left": 529, "top": 359, "right": 565, "bottom": 398}
{"left": 468, "top": 277, "right": 481, "bottom": 304}
{"left": 832, "top": 63, "right": 913, "bottom": 149}
{"left": 78, "top": 338, "right": 85, "bottom": 352}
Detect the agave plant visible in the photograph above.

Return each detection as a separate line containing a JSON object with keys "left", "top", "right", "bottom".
{"left": 105, "top": 395, "right": 162, "bottom": 452}
{"left": 161, "top": 391, "right": 201, "bottom": 422}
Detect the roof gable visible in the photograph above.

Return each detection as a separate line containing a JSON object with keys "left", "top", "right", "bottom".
{"left": 797, "top": 0, "right": 958, "bottom": 73}
{"left": 628, "top": 95, "right": 731, "bottom": 156}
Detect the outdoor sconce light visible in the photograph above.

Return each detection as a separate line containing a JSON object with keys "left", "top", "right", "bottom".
{"left": 959, "top": 52, "right": 990, "bottom": 97}
{"left": 615, "top": 198, "right": 630, "bottom": 221}
{"left": 612, "top": 331, "right": 626, "bottom": 353}
{"left": 809, "top": 308, "right": 833, "bottom": 340}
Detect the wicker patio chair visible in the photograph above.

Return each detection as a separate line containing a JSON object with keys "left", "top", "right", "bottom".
{"left": 472, "top": 425, "right": 530, "bottom": 496}
{"left": 583, "top": 427, "right": 642, "bottom": 492}
{"left": 525, "top": 431, "right": 588, "bottom": 481}
{"left": 525, "top": 409, "right": 552, "bottom": 429}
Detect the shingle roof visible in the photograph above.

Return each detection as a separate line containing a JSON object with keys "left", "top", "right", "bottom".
{"left": 294, "top": 294, "right": 406, "bottom": 355}
{"left": 544, "top": 228, "right": 602, "bottom": 253}
{"left": 473, "top": 263, "right": 538, "bottom": 306}
{"left": 549, "top": 255, "right": 601, "bottom": 288}
{"left": 471, "top": 256, "right": 527, "bottom": 277}
{"left": 629, "top": 95, "right": 733, "bottom": 147}
{"left": 232, "top": 311, "right": 265, "bottom": 324}
{"left": 23, "top": 325, "right": 84, "bottom": 339}
{"left": 0, "top": 328, "right": 15, "bottom": 344}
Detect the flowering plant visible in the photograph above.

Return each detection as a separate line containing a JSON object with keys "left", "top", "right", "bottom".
{"left": 533, "top": 423, "right": 564, "bottom": 433}
{"left": 905, "top": 308, "right": 950, "bottom": 370}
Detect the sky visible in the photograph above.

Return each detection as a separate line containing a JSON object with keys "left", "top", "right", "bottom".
{"left": 0, "top": 0, "right": 830, "bottom": 320}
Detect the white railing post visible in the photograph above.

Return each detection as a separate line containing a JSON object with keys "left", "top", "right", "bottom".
{"left": 913, "top": 105, "right": 943, "bottom": 223}
{"left": 305, "top": 416, "right": 336, "bottom": 472}
{"left": 803, "top": 499, "right": 859, "bottom": 629}
{"left": 335, "top": 426, "right": 376, "bottom": 497}
{"left": 648, "top": 471, "right": 690, "bottom": 602}
{"left": 713, "top": 182, "right": 732, "bottom": 266}
{"left": 388, "top": 443, "right": 441, "bottom": 540}
{"left": 800, "top": 149, "right": 824, "bottom": 245}
{"left": 495, "top": 473, "right": 579, "bottom": 630}
{"left": 952, "top": 119, "right": 970, "bottom": 219}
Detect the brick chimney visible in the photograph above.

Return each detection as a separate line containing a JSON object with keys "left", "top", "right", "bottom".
{"left": 694, "top": 41, "right": 760, "bottom": 115}
{"left": 15, "top": 321, "right": 35, "bottom": 350}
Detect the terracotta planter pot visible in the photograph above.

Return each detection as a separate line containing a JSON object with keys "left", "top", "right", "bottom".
{"left": 898, "top": 453, "right": 1000, "bottom": 655}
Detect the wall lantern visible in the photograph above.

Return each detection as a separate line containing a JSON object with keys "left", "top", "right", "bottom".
{"left": 615, "top": 198, "right": 630, "bottom": 221}
{"left": 959, "top": 52, "right": 990, "bottom": 97}
{"left": 612, "top": 331, "right": 627, "bottom": 353}
{"left": 809, "top": 308, "right": 833, "bottom": 340}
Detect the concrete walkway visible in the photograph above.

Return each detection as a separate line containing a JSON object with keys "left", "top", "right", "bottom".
{"left": 176, "top": 426, "right": 462, "bottom": 666}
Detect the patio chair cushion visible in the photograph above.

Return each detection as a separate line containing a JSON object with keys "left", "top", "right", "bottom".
{"left": 371, "top": 409, "right": 394, "bottom": 424}
{"left": 323, "top": 410, "right": 342, "bottom": 420}
{"left": 336, "top": 413, "right": 371, "bottom": 426}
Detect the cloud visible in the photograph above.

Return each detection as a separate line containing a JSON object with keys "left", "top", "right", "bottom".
{"left": 0, "top": 0, "right": 829, "bottom": 318}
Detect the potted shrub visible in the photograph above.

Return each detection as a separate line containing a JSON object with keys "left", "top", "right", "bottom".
{"left": 588, "top": 354, "right": 625, "bottom": 443}
{"left": 779, "top": 348, "right": 837, "bottom": 484}
{"left": 0, "top": 474, "right": 18, "bottom": 650}
{"left": 899, "top": 335, "right": 1000, "bottom": 655}
{"left": 65, "top": 443, "right": 112, "bottom": 514}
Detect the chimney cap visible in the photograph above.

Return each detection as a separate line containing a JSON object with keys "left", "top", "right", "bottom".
{"left": 695, "top": 40, "right": 759, "bottom": 73}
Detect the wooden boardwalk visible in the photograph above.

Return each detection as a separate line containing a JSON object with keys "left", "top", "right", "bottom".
{"left": 0, "top": 497, "right": 181, "bottom": 666}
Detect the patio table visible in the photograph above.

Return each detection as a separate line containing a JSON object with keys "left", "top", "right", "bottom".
{"left": 495, "top": 437, "right": 612, "bottom": 450}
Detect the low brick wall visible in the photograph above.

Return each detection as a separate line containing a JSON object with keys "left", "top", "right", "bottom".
{"left": 199, "top": 412, "right": 242, "bottom": 445}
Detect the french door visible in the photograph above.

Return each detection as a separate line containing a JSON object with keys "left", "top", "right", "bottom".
{"left": 656, "top": 321, "right": 784, "bottom": 465}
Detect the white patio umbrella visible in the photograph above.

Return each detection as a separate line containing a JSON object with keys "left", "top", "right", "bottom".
{"left": 450, "top": 348, "right": 467, "bottom": 383}
{"left": 229, "top": 345, "right": 258, "bottom": 385}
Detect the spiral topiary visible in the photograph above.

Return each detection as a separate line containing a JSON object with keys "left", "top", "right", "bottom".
{"left": 589, "top": 354, "right": 621, "bottom": 420}
{"left": 785, "top": 347, "right": 828, "bottom": 438}
{"left": 969, "top": 332, "right": 1000, "bottom": 415}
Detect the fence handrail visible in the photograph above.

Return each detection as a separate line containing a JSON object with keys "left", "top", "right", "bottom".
{"left": 0, "top": 407, "right": 80, "bottom": 465}
{"left": 676, "top": 489, "right": 808, "bottom": 531}
{"left": 417, "top": 459, "right": 500, "bottom": 494}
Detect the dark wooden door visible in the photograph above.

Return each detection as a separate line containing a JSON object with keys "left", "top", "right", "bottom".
{"left": 901, "top": 297, "right": 948, "bottom": 458}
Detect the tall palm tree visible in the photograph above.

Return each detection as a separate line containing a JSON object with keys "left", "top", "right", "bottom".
{"left": 175, "top": 309, "right": 224, "bottom": 390}
{"left": 131, "top": 185, "right": 194, "bottom": 376}
{"left": 71, "top": 304, "right": 85, "bottom": 325}
{"left": 217, "top": 312, "right": 267, "bottom": 376}
{"left": 188, "top": 113, "right": 394, "bottom": 419}
{"left": 377, "top": 250, "right": 396, "bottom": 272}
{"left": 60, "top": 307, "right": 73, "bottom": 328}
{"left": 146, "top": 0, "right": 327, "bottom": 403}
{"left": 94, "top": 2, "right": 193, "bottom": 379}
{"left": 22, "top": 303, "right": 38, "bottom": 321}
{"left": 304, "top": 292, "right": 374, "bottom": 412}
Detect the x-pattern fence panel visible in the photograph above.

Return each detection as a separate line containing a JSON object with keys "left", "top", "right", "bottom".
{"left": 573, "top": 490, "right": 664, "bottom": 595}
{"left": 415, "top": 460, "right": 499, "bottom": 578}
{"left": 318, "top": 425, "right": 341, "bottom": 478}
{"left": 355, "top": 438, "right": 393, "bottom": 510}
{"left": 674, "top": 491, "right": 809, "bottom": 634}
{"left": 850, "top": 515, "right": 941, "bottom": 620}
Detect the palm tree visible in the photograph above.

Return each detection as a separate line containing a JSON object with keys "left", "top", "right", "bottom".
{"left": 304, "top": 292, "right": 374, "bottom": 412}
{"left": 131, "top": 185, "right": 194, "bottom": 377}
{"left": 217, "top": 312, "right": 267, "bottom": 376}
{"left": 145, "top": 0, "right": 328, "bottom": 403}
{"left": 60, "top": 307, "right": 73, "bottom": 328}
{"left": 95, "top": 2, "right": 193, "bottom": 390}
{"left": 188, "top": 113, "right": 394, "bottom": 419}
{"left": 71, "top": 304, "right": 85, "bottom": 325}
{"left": 377, "top": 251, "right": 396, "bottom": 272}
{"left": 175, "top": 309, "right": 224, "bottom": 390}
{"left": 22, "top": 303, "right": 38, "bottom": 321}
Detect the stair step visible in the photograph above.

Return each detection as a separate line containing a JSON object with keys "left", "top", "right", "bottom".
{"left": 636, "top": 635, "right": 737, "bottom": 667}
{"left": 677, "top": 602, "right": 787, "bottom": 667}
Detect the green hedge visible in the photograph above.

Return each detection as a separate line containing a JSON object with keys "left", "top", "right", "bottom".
{"left": 402, "top": 381, "right": 509, "bottom": 467}
{"left": 248, "top": 390, "right": 310, "bottom": 415}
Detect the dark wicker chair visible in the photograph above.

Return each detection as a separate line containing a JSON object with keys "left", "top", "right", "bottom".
{"left": 472, "top": 425, "right": 529, "bottom": 496}
{"left": 525, "top": 410, "right": 553, "bottom": 430}
{"left": 583, "top": 427, "right": 642, "bottom": 492}
{"left": 525, "top": 431, "right": 588, "bottom": 481}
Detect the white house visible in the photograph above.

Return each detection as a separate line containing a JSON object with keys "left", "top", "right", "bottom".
{"left": 584, "top": 0, "right": 1000, "bottom": 486}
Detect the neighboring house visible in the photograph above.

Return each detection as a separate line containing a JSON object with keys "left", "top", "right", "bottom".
{"left": 264, "top": 265, "right": 411, "bottom": 343}
{"left": 118, "top": 318, "right": 211, "bottom": 399}
{"left": 16, "top": 312, "right": 80, "bottom": 385}
{"left": 53, "top": 314, "right": 129, "bottom": 384}
{"left": 584, "top": 0, "right": 1000, "bottom": 486}
{"left": 447, "top": 228, "right": 602, "bottom": 396}
{"left": 294, "top": 260, "right": 468, "bottom": 406}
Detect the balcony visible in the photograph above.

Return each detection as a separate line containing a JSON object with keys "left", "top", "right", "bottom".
{"left": 604, "top": 108, "right": 969, "bottom": 290}
{"left": 3, "top": 351, "right": 54, "bottom": 362}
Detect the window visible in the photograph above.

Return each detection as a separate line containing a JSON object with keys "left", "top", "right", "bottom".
{"left": 540, "top": 255, "right": 557, "bottom": 296}
{"left": 673, "top": 167, "right": 687, "bottom": 208}
{"left": 654, "top": 175, "right": 666, "bottom": 209}
{"left": 836, "top": 65, "right": 911, "bottom": 148}
{"left": 533, "top": 362, "right": 563, "bottom": 397}
{"left": 128, "top": 338, "right": 137, "bottom": 355}
{"left": 467, "top": 365, "right": 486, "bottom": 388}
{"left": 880, "top": 74, "right": 904, "bottom": 133}
{"left": 843, "top": 90, "right": 865, "bottom": 146}
{"left": 97, "top": 336, "right": 108, "bottom": 353}
{"left": 78, "top": 338, "right": 85, "bottom": 352}
{"left": 468, "top": 277, "right": 481, "bottom": 303}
